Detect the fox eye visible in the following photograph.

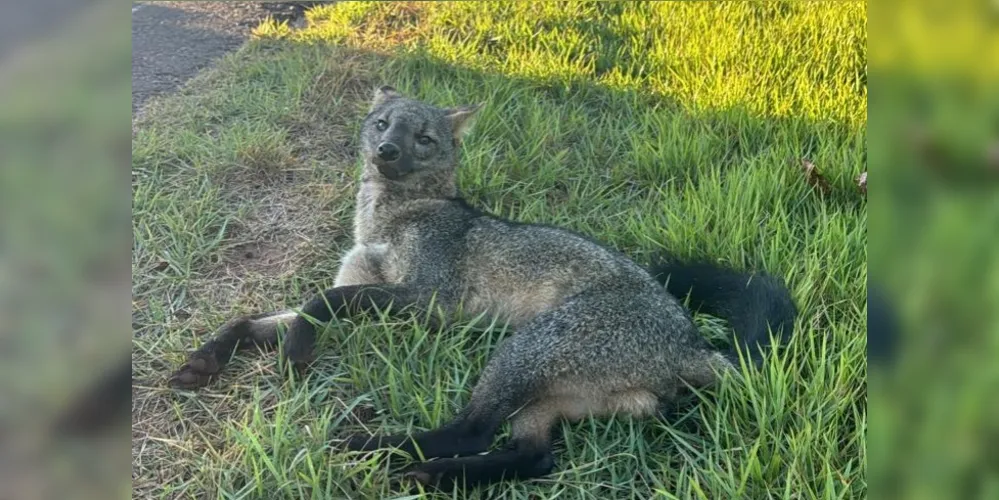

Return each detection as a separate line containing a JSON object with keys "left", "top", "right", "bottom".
{"left": 375, "top": 120, "right": 388, "bottom": 131}
{"left": 416, "top": 135, "right": 433, "bottom": 145}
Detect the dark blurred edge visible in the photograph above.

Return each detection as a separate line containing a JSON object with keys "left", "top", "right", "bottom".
{"left": 53, "top": 357, "right": 132, "bottom": 437}
{"left": 867, "top": 285, "right": 897, "bottom": 367}
{"left": 0, "top": 0, "right": 97, "bottom": 64}
{"left": 0, "top": 0, "right": 131, "bottom": 498}
{"left": 868, "top": 0, "right": 999, "bottom": 498}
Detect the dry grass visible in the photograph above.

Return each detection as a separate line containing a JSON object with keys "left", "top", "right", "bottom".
{"left": 131, "top": 43, "right": 382, "bottom": 498}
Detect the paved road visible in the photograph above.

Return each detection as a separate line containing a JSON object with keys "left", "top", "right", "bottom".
{"left": 131, "top": 1, "right": 316, "bottom": 113}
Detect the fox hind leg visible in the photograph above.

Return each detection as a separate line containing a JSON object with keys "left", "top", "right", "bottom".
{"left": 379, "top": 291, "right": 690, "bottom": 491}
{"left": 342, "top": 319, "right": 564, "bottom": 461}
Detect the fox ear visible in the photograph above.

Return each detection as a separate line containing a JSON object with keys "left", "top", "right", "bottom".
{"left": 371, "top": 85, "right": 402, "bottom": 110}
{"left": 444, "top": 103, "right": 484, "bottom": 140}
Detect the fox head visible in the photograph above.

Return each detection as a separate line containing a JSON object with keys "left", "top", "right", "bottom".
{"left": 360, "top": 86, "right": 482, "bottom": 183}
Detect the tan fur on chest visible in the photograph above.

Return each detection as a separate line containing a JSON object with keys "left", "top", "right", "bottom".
{"left": 334, "top": 244, "right": 391, "bottom": 287}
{"left": 353, "top": 184, "right": 382, "bottom": 244}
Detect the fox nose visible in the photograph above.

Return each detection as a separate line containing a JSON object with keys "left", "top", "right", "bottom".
{"left": 377, "top": 142, "right": 400, "bottom": 162}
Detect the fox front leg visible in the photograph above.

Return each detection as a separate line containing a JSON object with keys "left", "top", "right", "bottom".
{"left": 281, "top": 284, "right": 441, "bottom": 371}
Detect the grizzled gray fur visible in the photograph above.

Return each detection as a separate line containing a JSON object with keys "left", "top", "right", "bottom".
{"left": 169, "top": 86, "right": 797, "bottom": 492}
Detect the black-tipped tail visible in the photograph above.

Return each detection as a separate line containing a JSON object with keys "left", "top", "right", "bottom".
{"left": 651, "top": 256, "right": 798, "bottom": 366}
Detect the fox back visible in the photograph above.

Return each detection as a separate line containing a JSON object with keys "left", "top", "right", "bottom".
{"left": 342, "top": 88, "right": 695, "bottom": 333}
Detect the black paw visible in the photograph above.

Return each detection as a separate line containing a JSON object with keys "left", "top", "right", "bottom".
{"left": 386, "top": 471, "right": 429, "bottom": 495}
{"left": 342, "top": 433, "right": 380, "bottom": 452}
{"left": 168, "top": 351, "right": 219, "bottom": 390}
{"left": 397, "top": 461, "right": 461, "bottom": 493}
{"left": 280, "top": 346, "right": 314, "bottom": 377}
{"left": 289, "top": 358, "right": 314, "bottom": 378}
{"left": 167, "top": 316, "right": 256, "bottom": 390}
{"left": 281, "top": 324, "right": 316, "bottom": 375}
{"left": 339, "top": 433, "right": 417, "bottom": 468}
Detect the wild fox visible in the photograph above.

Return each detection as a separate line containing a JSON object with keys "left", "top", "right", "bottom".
{"left": 168, "top": 86, "right": 797, "bottom": 491}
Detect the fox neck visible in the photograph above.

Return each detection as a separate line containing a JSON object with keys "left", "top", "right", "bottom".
{"left": 352, "top": 162, "right": 457, "bottom": 243}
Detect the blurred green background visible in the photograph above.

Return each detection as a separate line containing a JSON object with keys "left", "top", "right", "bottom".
{"left": 868, "top": 1, "right": 999, "bottom": 498}
{"left": 0, "top": 0, "right": 994, "bottom": 498}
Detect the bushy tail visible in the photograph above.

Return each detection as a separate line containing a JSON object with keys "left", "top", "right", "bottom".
{"left": 650, "top": 255, "right": 798, "bottom": 366}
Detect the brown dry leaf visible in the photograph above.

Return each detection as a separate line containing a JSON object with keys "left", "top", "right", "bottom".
{"left": 856, "top": 171, "right": 867, "bottom": 196}
{"left": 986, "top": 142, "right": 999, "bottom": 171}
{"left": 799, "top": 158, "right": 832, "bottom": 195}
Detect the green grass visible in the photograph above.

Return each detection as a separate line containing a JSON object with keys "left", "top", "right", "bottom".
{"left": 132, "top": 2, "right": 867, "bottom": 498}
